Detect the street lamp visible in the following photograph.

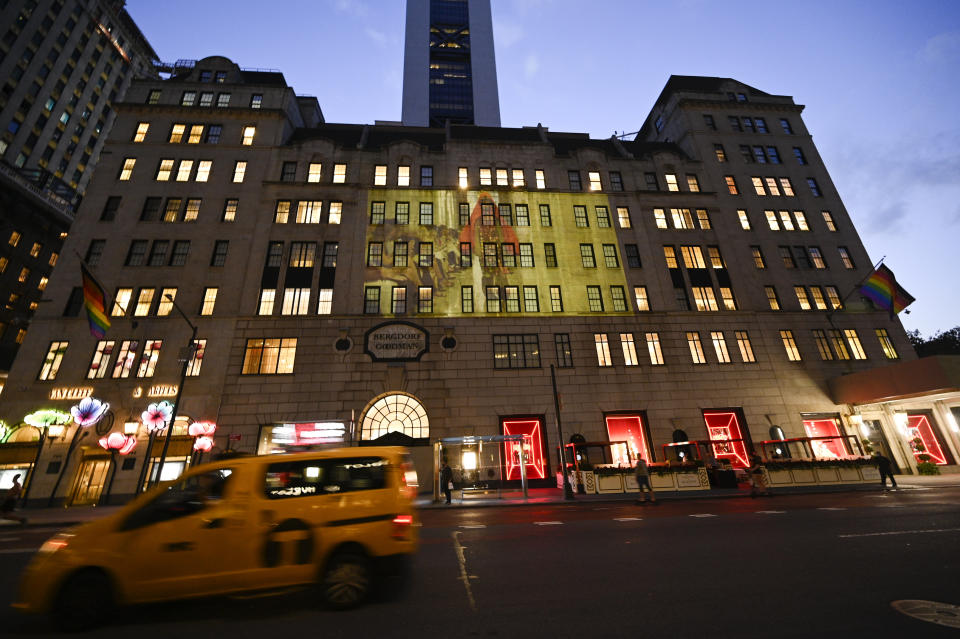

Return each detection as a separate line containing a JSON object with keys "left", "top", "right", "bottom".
{"left": 550, "top": 364, "right": 575, "bottom": 500}
{"left": 153, "top": 294, "right": 198, "bottom": 488}
{"left": 98, "top": 432, "right": 136, "bottom": 505}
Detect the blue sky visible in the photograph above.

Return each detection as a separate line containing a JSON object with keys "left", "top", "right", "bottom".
{"left": 126, "top": 0, "right": 960, "bottom": 336}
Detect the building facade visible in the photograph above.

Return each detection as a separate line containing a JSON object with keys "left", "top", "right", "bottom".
{"left": 1, "top": 58, "right": 955, "bottom": 507}
{"left": 0, "top": 0, "right": 156, "bottom": 371}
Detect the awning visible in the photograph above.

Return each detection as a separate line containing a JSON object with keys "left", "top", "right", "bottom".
{"left": 829, "top": 355, "right": 960, "bottom": 405}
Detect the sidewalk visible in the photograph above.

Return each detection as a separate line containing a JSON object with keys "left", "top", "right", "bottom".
{"left": 3, "top": 473, "right": 957, "bottom": 529}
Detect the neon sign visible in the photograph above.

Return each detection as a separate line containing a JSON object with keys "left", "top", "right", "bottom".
{"left": 907, "top": 414, "right": 948, "bottom": 465}
{"left": 502, "top": 419, "right": 546, "bottom": 480}
{"left": 48, "top": 387, "right": 93, "bottom": 401}
{"left": 703, "top": 411, "right": 749, "bottom": 468}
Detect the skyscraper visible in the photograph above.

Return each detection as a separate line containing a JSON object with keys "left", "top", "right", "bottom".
{"left": 402, "top": 0, "right": 500, "bottom": 127}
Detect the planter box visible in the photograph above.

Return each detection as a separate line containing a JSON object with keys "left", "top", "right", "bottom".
{"left": 837, "top": 467, "right": 862, "bottom": 483}
{"left": 815, "top": 467, "right": 840, "bottom": 484}
{"left": 596, "top": 474, "right": 625, "bottom": 494}
{"left": 676, "top": 471, "right": 703, "bottom": 489}
{"left": 624, "top": 474, "right": 640, "bottom": 492}
{"left": 577, "top": 471, "right": 597, "bottom": 494}
{"left": 650, "top": 473, "right": 676, "bottom": 490}
{"left": 791, "top": 468, "right": 816, "bottom": 484}
{"left": 767, "top": 469, "right": 794, "bottom": 485}
{"left": 859, "top": 467, "right": 880, "bottom": 482}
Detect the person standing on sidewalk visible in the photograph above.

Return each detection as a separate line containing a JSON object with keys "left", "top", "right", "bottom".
{"left": 440, "top": 461, "right": 454, "bottom": 504}
{"left": 748, "top": 454, "right": 770, "bottom": 497}
{"left": 634, "top": 456, "right": 657, "bottom": 505}
{"left": 873, "top": 452, "right": 897, "bottom": 490}
{"left": 1, "top": 474, "right": 27, "bottom": 525}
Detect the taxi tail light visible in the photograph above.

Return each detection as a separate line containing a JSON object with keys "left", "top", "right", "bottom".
{"left": 391, "top": 514, "right": 413, "bottom": 539}
{"left": 39, "top": 533, "right": 73, "bottom": 554}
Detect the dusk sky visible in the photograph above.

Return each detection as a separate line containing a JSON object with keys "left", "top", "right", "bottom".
{"left": 126, "top": 0, "right": 960, "bottom": 336}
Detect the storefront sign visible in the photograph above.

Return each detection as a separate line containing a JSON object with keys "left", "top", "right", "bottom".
{"left": 48, "top": 387, "right": 93, "bottom": 401}
{"left": 259, "top": 422, "right": 346, "bottom": 454}
{"left": 364, "top": 321, "right": 429, "bottom": 362}
{"left": 148, "top": 384, "right": 179, "bottom": 398}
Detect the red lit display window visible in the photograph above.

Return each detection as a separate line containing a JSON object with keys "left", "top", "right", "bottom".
{"left": 802, "top": 418, "right": 849, "bottom": 459}
{"left": 502, "top": 418, "right": 546, "bottom": 480}
{"left": 605, "top": 415, "right": 650, "bottom": 464}
{"left": 703, "top": 411, "right": 749, "bottom": 468}
{"left": 907, "top": 414, "right": 948, "bottom": 465}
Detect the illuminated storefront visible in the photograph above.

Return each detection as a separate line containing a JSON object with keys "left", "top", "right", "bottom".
{"left": 703, "top": 410, "right": 751, "bottom": 468}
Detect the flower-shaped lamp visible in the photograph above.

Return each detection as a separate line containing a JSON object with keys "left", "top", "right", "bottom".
{"left": 141, "top": 401, "right": 174, "bottom": 433}
{"left": 188, "top": 421, "right": 216, "bottom": 438}
{"left": 70, "top": 397, "right": 110, "bottom": 427}
{"left": 193, "top": 436, "right": 214, "bottom": 453}
{"left": 99, "top": 432, "right": 137, "bottom": 456}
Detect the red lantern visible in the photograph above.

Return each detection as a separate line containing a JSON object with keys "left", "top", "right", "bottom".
{"left": 193, "top": 436, "right": 214, "bottom": 452}
{"left": 99, "top": 432, "right": 137, "bottom": 455}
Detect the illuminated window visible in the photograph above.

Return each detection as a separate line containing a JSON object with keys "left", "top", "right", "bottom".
{"left": 645, "top": 333, "right": 664, "bottom": 365}
{"left": 242, "top": 338, "right": 297, "bottom": 374}
{"left": 133, "top": 122, "right": 149, "bottom": 142}
{"left": 692, "top": 287, "right": 718, "bottom": 311}
{"left": 765, "top": 210, "right": 780, "bottom": 230}
{"left": 696, "top": 209, "right": 711, "bottom": 229}
{"left": 288, "top": 242, "right": 316, "bottom": 268}
{"left": 780, "top": 330, "right": 801, "bottom": 361}
{"left": 512, "top": 169, "right": 524, "bottom": 187}
{"left": 360, "top": 393, "right": 429, "bottom": 440}
{"left": 779, "top": 211, "right": 793, "bottom": 230}
{"left": 17, "top": 267, "right": 29, "bottom": 283}
{"left": 148, "top": 90, "right": 161, "bottom": 104}
{"left": 493, "top": 334, "right": 540, "bottom": 369}
{"left": 134, "top": 288, "right": 154, "bottom": 316}
{"left": 876, "top": 329, "right": 899, "bottom": 359}
{"left": 169, "top": 124, "right": 186, "bottom": 143}
{"left": 844, "top": 329, "right": 867, "bottom": 360}
{"left": 398, "top": 165, "right": 410, "bottom": 187}
{"left": 251, "top": 94, "right": 263, "bottom": 109}
{"left": 187, "top": 125, "right": 203, "bottom": 144}
{"left": 496, "top": 169, "right": 508, "bottom": 186}
{"left": 663, "top": 246, "right": 678, "bottom": 269}
{"left": 317, "top": 289, "right": 333, "bottom": 315}
{"left": 296, "top": 200, "right": 322, "bottom": 224}
{"left": 725, "top": 176, "right": 738, "bottom": 194}
{"left": 671, "top": 208, "right": 694, "bottom": 229}
{"left": 707, "top": 331, "right": 730, "bottom": 363}
{"left": 838, "top": 247, "right": 855, "bottom": 269}
{"left": 714, "top": 144, "right": 727, "bottom": 162}
{"left": 479, "top": 168, "right": 492, "bottom": 186}
{"left": 665, "top": 174, "right": 679, "bottom": 192}
{"left": 737, "top": 209, "right": 751, "bottom": 230}
{"left": 655, "top": 208, "right": 668, "bottom": 229}
{"left": 373, "top": 165, "right": 387, "bottom": 186}
{"left": 617, "top": 207, "right": 631, "bottom": 228}
{"left": 282, "top": 288, "right": 310, "bottom": 315}
{"left": 200, "top": 288, "right": 217, "bottom": 315}
{"left": 795, "top": 286, "right": 811, "bottom": 310}
{"left": 222, "top": 199, "right": 238, "bottom": 222}
{"left": 631, "top": 286, "right": 650, "bottom": 311}
{"left": 461, "top": 286, "right": 473, "bottom": 313}
{"left": 364, "top": 287, "right": 380, "bottom": 314}
{"left": 185, "top": 339, "right": 206, "bottom": 376}
{"left": 174, "top": 159, "right": 192, "bottom": 182}
{"left": 550, "top": 286, "right": 563, "bottom": 312}
{"left": 826, "top": 286, "right": 842, "bottom": 310}
{"left": 112, "top": 341, "right": 139, "bottom": 378}
{"left": 328, "top": 201, "right": 342, "bottom": 224}
{"left": 680, "top": 245, "right": 706, "bottom": 269}
{"left": 686, "top": 175, "right": 700, "bottom": 192}
{"left": 50, "top": 253, "right": 59, "bottom": 267}
{"left": 752, "top": 177, "right": 766, "bottom": 195}
{"left": 587, "top": 286, "right": 604, "bottom": 312}
{"left": 157, "top": 289, "right": 177, "bottom": 316}
{"left": 580, "top": 244, "right": 596, "bottom": 268}
{"left": 616, "top": 333, "right": 637, "bottom": 366}
{"left": 258, "top": 289, "right": 276, "bottom": 315}
{"left": 588, "top": 171, "right": 602, "bottom": 191}
{"left": 413, "top": 286, "right": 431, "bottom": 314}
{"left": 535, "top": 169, "right": 545, "bottom": 189}
{"left": 36, "top": 276, "right": 48, "bottom": 292}
{"left": 811, "top": 329, "right": 833, "bottom": 360}
{"left": 137, "top": 340, "right": 162, "bottom": 377}
{"left": 15, "top": 329, "right": 25, "bottom": 344}
{"left": 735, "top": 331, "right": 755, "bottom": 362}
{"left": 485, "top": 286, "right": 501, "bottom": 313}
{"left": 182, "top": 198, "right": 203, "bottom": 222}
{"left": 794, "top": 211, "right": 809, "bottom": 231}
{"left": 198, "top": 92, "right": 213, "bottom": 107}
{"left": 232, "top": 161, "right": 246, "bottom": 183}
{"left": 391, "top": 286, "right": 406, "bottom": 314}
{"left": 87, "top": 340, "right": 114, "bottom": 379}
{"left": 38, "top": 341, "right": 68, "bottom": 380}
{"left": 241, "top": 126, "right": 255, "bottom": 145}
{"left": 822, "top": 211, "right": 836, "bottom": 231}
{"left": 458, "top": 167, "right": 468, "bottom": 188}
{"left": 594, "top": 334, "right": 612, "bottom": 366}
{"left": 216, "top": 93, "right": 231, "bottom": 107}
{"left": 765, "top": 286, "right": 780, "bottom": 310}
{"left": 112, "top": 288, "right": 132, "bottom": 316}
{"left": 195, "top": 160, "right": 212, "bottom": 182}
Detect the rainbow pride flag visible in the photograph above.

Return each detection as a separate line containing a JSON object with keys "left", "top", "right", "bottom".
{"left": 81, "top": 262, "right": 111, "bottom": 338}
{"left": 859, "top": 264, "right": 914, "bottom": 318}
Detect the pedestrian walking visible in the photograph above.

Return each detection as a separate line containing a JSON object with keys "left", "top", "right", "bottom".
{"left": 440, "top": 460, "right": 454, "bottom": 504}
{"left": 1, "top": 473, "right": 27, "bottom": 525}
{"left": 748, "top": 453, "right": 770, "bottom": 497}
{"left": 873, "top": 452, "right": 897, "bottom": 490}
{"left": 633, "top": 456, "right": 657, "bottom": 504}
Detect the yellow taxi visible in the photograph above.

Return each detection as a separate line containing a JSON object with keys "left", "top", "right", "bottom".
{"left": 14, "top": 446, "right": 419, "bottom": 630}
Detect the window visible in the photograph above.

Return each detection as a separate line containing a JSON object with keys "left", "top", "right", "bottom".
{"left": 155, "top": 289, "right": 175, "bottom": 316}
{"left": 281, "top": 288, "right": 310, "bottom": 315}
{"left": 687, "top": 175, "right": 700, "bottom": 192}
{"left": 193, "top": 160, "right": 211, "bottom": 182}
{"left": 645, "top": 333, "right": 664, "bottom": 365}
{"left": 280, "top": 161, "right": 297, "bottom": 182}
{"left": 587, "top": 286, "right": 604, "bottom": 312}
{"left": 137, "top": 340, "right": 162, "bottom": 377}
{"left": 621, "top": 244, "right": 640, "bottom": 269}
{"left": 806, "top": 178, "right": 821, "bottom": 197}
{"left": 87, "top": 340, "right": 114, "bottom": 379}
{"left": 580, "top": 244, "right": 596, "bottom": 268}
{"left": 766, "top": 147, "right": 780, "bottom": 164}
{"left": 611, "top": 286, "right": 627, "bottom": 311}
{"left": 609, "top": 171, "right": 623, "bottom": 191}
{"left": 297, "top": 201, "right": 322, "bottom": 224}
{"left": 813, "top": 329, "right": 833, "bottom": 360}
{"left": 148, "top": 240, "right": 169, "bottom": 266}
{"left": 242, "top": 338, "right": 297, "bottom": 374}
{"left": 412, "top": 242, "right": 431, "bottom": 267}
{"left": 258, "top": 289, "right": 275, "bottom": 315}
{"left": 486, "top": 286, "right": 501, "bottom": 312}
{"left": 419, "top": 202, "right": 433, "bottom": 225}
{"left": 595, "top": 206, "right": 611, "bottom": 228}
{"left": 780, "top": 118, "right": 794, "bottom": 134}
{"left": 602, "top": 244, "right": 619, "bottom": 268}
{"left": 535, "top": 170, "right": 545, "bottom": 189}
{"left": 461, "top": 286, "right": 473, "bottom": 313}
{"left": 567, "top": 170, "right": 581, "bottom": 191}
{"left": 364, "top": 287, "right": 380, "bottom": 314}
{"left": 550, "top": 286, "right": 563, "bottom": 312}
{"left": 458, "top": 167, "right": 468, "bottom": 188}
{"left": 680, "top": 245, "right": 706, "bottom": 269}
{"left": 391, "top": 286, "right": 406, "bottom": 314}
{"left": 134, "top": 288, "right": 154, "bottom": 316}
{"left": 133, "top": 122, "right": 149, "bottom": 142}
{"left": 155, "top": 159, "right": 174, "bottom": 182}
{"left": 366, "top": 242, "right": 383, "bottom": 267}
{"left": 222, "top": 199, "right": 238, "bottom": 222}
{"left": 111, "top": 341, "right": 138, "bottom": 379}
{"left": 686, "top": 332, "right": 706, "bottom": 364}
{"left": 829, "top": 329, "right": 850, "bottom": 360}
{"left": 595, "top": 334, "right": 612, "bottom": 366}
{"left": 418, "top": 286, "right": 433, "bottom": 313}
{"left": 765, "top": 286, "right": 781, "bottom": 310}
{"left": 539, "top": 204, "right": 552, "bottom": 226}
{"left": 809, "top": 247, "right": 826, "bottom": 269}
{"left": 317, "top": 289, "right": 333, "bottom": 315}
{"left": 84, "top": 239, "right": 106, "bottom": 267}
{"left": 574, "top": 205, "right": 588, "bottom": 227}
{"left": 499, "top": 204, "right": 513, "bottom": 225}
{"left": 704, "top": 114, "right": 716, "bottom": 130}
{"left": 188, "top": 125, "right": 204, "bottom": 144}
{"left": 397, "top": 165, "right": 410, "bottom": 187}
{"left": 169, "top": 124, "right": 186, "bottom": 144}
{"left": 328, "top": 202, "right": 342, "bottom": 224}
{"left": 616, "top": 207, "right": 632, "bottom": 229}
{"left": 184, "top": 198, "right": 201, "bottom": 221}
{"left": 479, "top": 168, "right": 492, "bottom": 186}
{"left": 480, "top": 203, "right": 495, "bottom": 226}
{"left": 720, "top": 287, "right": 737, "bottom": 310}
{"left": 793, "top": 147, "right": 807, "bottom": 165}
{"left": 655, "top": 208, "right": 668, "bottom": 229}
{"left": 125, "top": 240, "right": 148, "bottom": 266}
{"left": 241, "top": 125, "right": 255, "bottom": 145}
{"left": 515, "top": 204, "right": 530, "bottom": 226}
{"left": 148, "top": 90, "right": 161, "bottom": 105}
{"left": 645, "top": 173, "right": 659, "bottom": 190}
{"left": 186, "top": 339, "right": 206, "bottom": 376}
{"left": 728, "top": 116, "right": 742, "bottom": 132}
{"left": 496, "top": 169, "right": 509, "bottom": 187}
{"left": 696, "top": 209, "right": 711, "bottom": 229}
{"left": 250, "top": 94, "right": 263, "bottom": 109}
{"left": 588, "top": 171, "right": 602, "bottom": 191}
{"left": 421, "top": 166, "right": 433, "bottom": 186}
{"left": 502, "top": 244, "right": 516, "bottom": 267}
{"left": 795, "top": 286, "right": 811, "bottom": 310}
{"left": 333, "top": 164, "right": 347, "bottom": 183}
{"left": 780, "top": 246, "right": 796, "bottom": 269}
{"left": 838, "top": 247, "right": 855, "bottom": 269}
{"left": 523, "top": 286, "right": 539, "bottom": 312}
{"left": 206, "top": 126, "right": 222, "bottom": 144}
{"left": 724, "top": 176, "right": 738, "bottom": 195}
{"left": 692, "top": 287, "right": 719, "bottom": 311}
{"left": 752, "top": 177, "right": 767, "bottom": 196}
{"left": 200, "top": 288, "right": 217, "bottom": 315}
{"left": 519, "top": 244, "right": 534, "bottom": 267}
{"left": 38, "top": 341, "right": 68, "bottom": 380}
{"left": 876, "top": 329, "right": 899, "bottom": 359}
{"left": 210, "top": 240, "right": 229, "bottom": 267}
{"left": 756, "top": 118, "right": 768, "bottom": 133}
{"left": 544, "top": 244, "right": 558, "bottom": 268}
{"left": 663, "top": 246, "right": 678, "bottom": 269}
{"left": 821, "top": 211, "right": 837, "bottom": 232}
{"left": 665, "top": 174, "right": 679, "bottom": 192}
{"left": 216, "top": 93, "right": 231, "bottom": 107}
{"left": 162, "top": 198, "right": 182, "bottom": 223}
{"left": 555, "top": 334, "right": 573, "bottom": 367}
{"left": 826, "top": 286, "right": 842, "bottom": 310}
{"left": 844, "top": 329, "right": 867, "bottom": 360}
{"left": 765, "top": 210, "right": 780, "bottom": 231}
{"left": 743, "top": 117, "right": 755, "bottom": 133}
{"left": 780, "top": 330, "right": 801, "bottom": 361}
{"left": 714, "top": 144, "right": 727, "bottom": 162}
{"left": 482, "top": 243, "right": 498, "bottom": 267}
{"left": 232, "top": 161, "right": 246, "bottom": 183}
{"left": 753, "top": 146, "right": 767, "bottom": 164}
{"left": 810, "top": 286, "right": 827, "bottom": 310}
{"left": 169, "top": 240, "right": 190, "bottom": 266}
{"left": 670, "top": 208, "right": 693, "bottom": 229}
{"left": 735, "top": 331, "right": 755, "bottom": 363}
{"left": 493, "top": 335, "right": 541, "bottom": 369}
{"left": 101, "top": 196, "right": 121, "bottom": 221}
{"left": 504, "top": 286, "right": 519, "bottom": 312}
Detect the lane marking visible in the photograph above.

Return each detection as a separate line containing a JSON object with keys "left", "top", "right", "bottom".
{"left": 614, "top": 517, "right": 642, "bottom": 522}
{"left": 451, "top": 531, "right": 478, "bottom": 612}
{"left": 533, "top": 521, "right": 563, "bottom": 526}
{"left": 756, "top": 510, "right": 785, "bottom": 514}
{"left": 459, "top": 524, "right": 486, "bottom": 529}
{"left": 689, "top": 514, "right": 717, "bottom": 518}
{"left": 839, "top": 527, "right": 960, "bottom": 539}
{"left": 818, "top": 507, "right": 847, "bottom": 511}
{"left": 0, "top": 548, "right": 36, "bottom": 554}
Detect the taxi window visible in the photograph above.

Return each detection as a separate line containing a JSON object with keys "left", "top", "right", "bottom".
{"left": 122, "top": 468, "right": 234, "bottom": 530}
{"left": 264, "top": 457, "right": 387, "bottom": 499}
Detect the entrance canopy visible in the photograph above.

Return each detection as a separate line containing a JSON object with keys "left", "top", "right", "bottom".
{"left": 435, "top": 435, "right": 529, "bottom": 502}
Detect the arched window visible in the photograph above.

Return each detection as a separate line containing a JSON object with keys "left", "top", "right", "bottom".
{"left": 360, "top": 394, "right": 429, "bottom": 440}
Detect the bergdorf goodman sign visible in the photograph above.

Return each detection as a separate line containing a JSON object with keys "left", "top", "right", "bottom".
{"left": 364, "top": 321, "right": 429, "bottom": 362}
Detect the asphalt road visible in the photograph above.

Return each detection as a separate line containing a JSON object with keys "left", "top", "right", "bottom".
{"left": 1, "top": 487, "right": 958, "bottom": 638}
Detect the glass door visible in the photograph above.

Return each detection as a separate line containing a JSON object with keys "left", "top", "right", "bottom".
{"left": 69, "top": 458, "right": 110, "bottom": 506}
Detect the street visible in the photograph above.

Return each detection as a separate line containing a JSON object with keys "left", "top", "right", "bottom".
{"left": 1, "top": 487, "right": 959, "bottom": 637}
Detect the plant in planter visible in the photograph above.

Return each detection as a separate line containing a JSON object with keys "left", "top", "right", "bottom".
{"left": 912, "top": 437, "right": 940, "bottom": 475}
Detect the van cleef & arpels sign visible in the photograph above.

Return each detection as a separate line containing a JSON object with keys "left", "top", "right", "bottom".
{"left": 364, "top": 321, "right": 429, "bottom": 362}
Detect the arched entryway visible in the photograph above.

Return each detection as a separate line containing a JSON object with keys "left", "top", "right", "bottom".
{"left": 359, "top": 392, "right": 429, "bottom": 441}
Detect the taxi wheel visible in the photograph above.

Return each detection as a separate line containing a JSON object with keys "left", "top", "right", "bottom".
{"left": 321, "top": 551, "right": 370, "bottom": 610}
{"left": 52, "top": 569, "right": 113, "bottom": 632}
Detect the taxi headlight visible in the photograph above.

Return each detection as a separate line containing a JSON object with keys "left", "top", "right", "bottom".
{"left": 38, "top": 532, "right": 74, "bottom": 555}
